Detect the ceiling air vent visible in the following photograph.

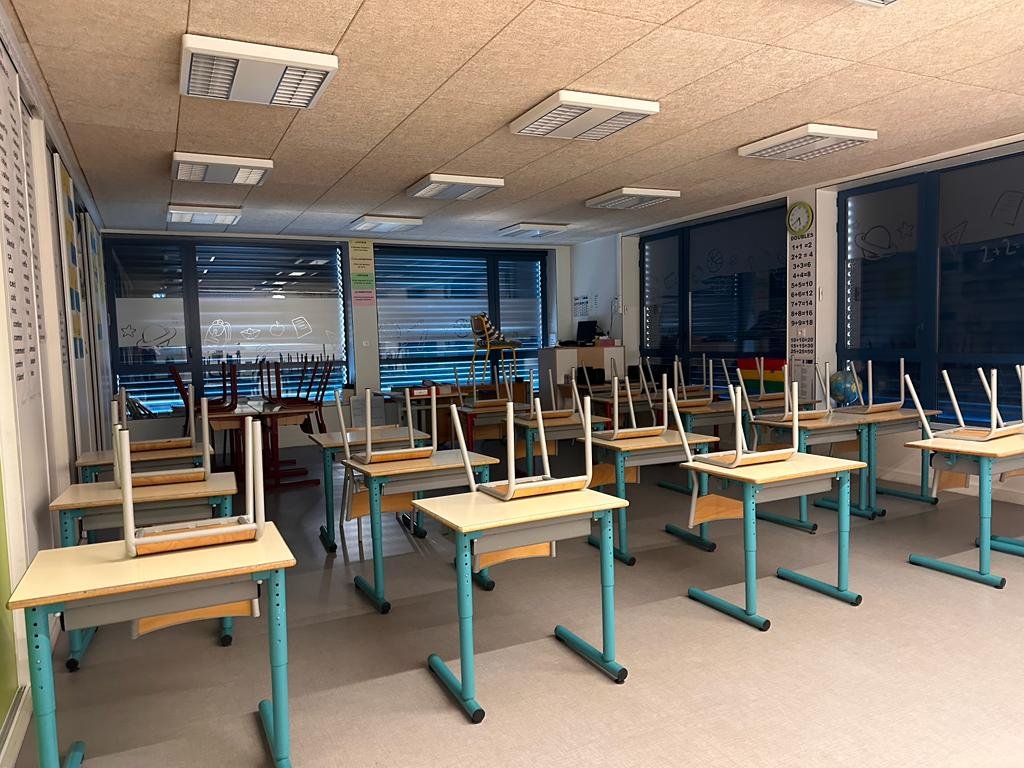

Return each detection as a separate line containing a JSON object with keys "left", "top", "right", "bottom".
{"left": 350, "top": 215, "right": 423, "bottom": 233}
{"left": 585, "top": 188, "right": 680, "bottom": 210}
{"left": 510, "top": 90, "right": 659, "bottom": 141}
{"left": 167, "top": 204, "right": 242, "bottom": 225}
{"left": 738, "top": 124, "right": 878, "bottom": 161}
{"left": 180, "top": 34, "right": 338, "bottom": 109}
{"left": 406, "top": 173, "right": 504, "bottom": 200}
{"left": 172, "top": 152, "right": 273, "bottom": 185}
{"left": 498, "top": 222, "right": 569, "bottom": 238}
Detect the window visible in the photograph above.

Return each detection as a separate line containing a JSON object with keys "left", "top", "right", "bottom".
{"left": 105, "top": 238, "right": 348, "bottom": 413}
{"left": 640, "top": 204, "right": 787, "bottom": 381}
{"left": 374, "top": 246, "right": 547, "bottom": 391}
{"left": 839, "top": 150, "right": 1024, "bottom": 420}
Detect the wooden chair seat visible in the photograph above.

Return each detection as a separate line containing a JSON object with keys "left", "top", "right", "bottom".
{"left": 135, "top": 599, "right": 256, "bottom": 637}
{"left": 356, "top": 446, "right": 433, "bottom": 464}
{"left": 936, "top": 470, "right": 970, "bottom": 490}
{"left": 130, "top": 437, "right": 193, "bottom": 453}
{"left": 757, "top": 442, "right": 790, "bottom": 452}
{"left": 473, "top": 423, "right": 504, "bottom": 441}
{"left": 130, "top": 468, "right": 206, "bottom": 487}
{"left": 589, "top": 463, "right": 639, "bottom": 488}
{"left": 348, "top": 489, "right": 415, "bottom": 520}
{"left": 484, "top": 477, "right": 588, "bottom": 499}
{"left": 134, "top": 523, "right": 256, "bottom": 555}
{"left": 699, "top": 450, "right": 791, "bottom": 468}
{"left": 514, "top": 439, "right": 558, "bottom": 459}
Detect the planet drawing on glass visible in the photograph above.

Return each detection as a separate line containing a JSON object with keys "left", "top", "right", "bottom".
{"left": 854, "top": 226, "right": 893, "bottom": 261}
{"left": 138, "top": 325, "right": 177, "bottom": 348}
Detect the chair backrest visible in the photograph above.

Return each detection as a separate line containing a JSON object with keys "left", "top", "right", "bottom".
{"left": 904, "top": 375, "right": 935, "bottom": 440}
{"left": 609, "top": 375, "right": 667, "bottom": 440}
{"left": 695, "top": 382, "right": 799, "bottom": 468}
{"left": 354, "top": 386, "right": 437, "bottom": 463}
{"left": 848, "top": 358, "right": 905, "bottom": 413}
{"left": 935, "top": 366, "right": 1024, "bottom": 441}
{"left": 779, "top": 362, "right": 831, "bottom": 420}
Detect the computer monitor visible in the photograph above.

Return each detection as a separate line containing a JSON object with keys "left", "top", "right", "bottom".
{"left": 576, "top": 320, "right": 598, "bottom": 346}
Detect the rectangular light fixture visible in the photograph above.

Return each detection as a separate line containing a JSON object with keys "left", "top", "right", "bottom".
{"left": 510, "top": 90, "right": 659, "bottom": 141}
{"left": 738, "top": 124, "right": 878, "bottom": 161}
{"left": 498, "top": 222, "right": 570, "bottom": 238}
{"left": 172, "top": 152, "right": 273, "bottom": 185}
{"left": 585, "top": 187, "right": 680, "bottom": 210}
{"left": 406, "top": 173, "right": 504, "bottom": 201}
{"left": 852, "top": 0, "right": 898, "bottom": 5}
{"left": 350, "top": 214, "right": 423, "bottom": 233}
{"left": 180, "top": 34, "right": 339, "bottom": 109}
{"left": 167, "top": 204, "right": 242, "bottom": 225}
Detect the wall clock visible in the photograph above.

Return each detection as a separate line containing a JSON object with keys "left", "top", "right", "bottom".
{"left": 787, "top": 201, "right": 814, "bottom": 236}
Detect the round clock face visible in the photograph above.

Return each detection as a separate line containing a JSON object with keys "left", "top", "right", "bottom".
{"left": 787, "top": 201, "right": 814, "bottom": 236}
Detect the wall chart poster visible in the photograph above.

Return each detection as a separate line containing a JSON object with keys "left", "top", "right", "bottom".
{"left": 349, "top": 239, "right": 376, "bottom": 307}
{"left": 788, "top": 229, "right": 816, "bottom": 395}
{"left": 80, "top": 211, "right": 110, "bottom": 440}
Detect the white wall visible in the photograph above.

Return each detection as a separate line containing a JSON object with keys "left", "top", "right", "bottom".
{"left": 569, "top": 234, "right": 626, "bottom": 347}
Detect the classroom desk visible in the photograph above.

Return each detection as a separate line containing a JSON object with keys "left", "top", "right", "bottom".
{"left": 412, "top": 487, "right": 629, "bottom": 723}
{"left": 8, "top": 523, "right": 296, "bottom": 768}
{"left": 308, "top": 426, "right": 430, "bottom": 553}
{"left": 48, "top": 472, "right": 239, "bottom": 669}
{"left": 75, "top": 443, "right": 208, "bottom": 483}
{"left": 513, "top": 413, "right": 611, "bottom": 475}
{"left": 339, "top": 450, "right": 499, "bottom": 612}
{"left": 677, "top": 453, "right": 866, "bottom": 630}
{"left": 457, "top": 403, "right": 529, "bottom": 450}
{"left": 754, "top": 409, "right": 939, "bottom": 532}
{"left": 904, "top": 434, "right": 1024, "bottom": 588}
{"left": 589, "top": 431, "right": 720, "bottom": 564}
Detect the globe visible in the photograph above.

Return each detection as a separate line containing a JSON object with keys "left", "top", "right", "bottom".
{"left": 829, "top": 370, "right": 861, "bottom": 407}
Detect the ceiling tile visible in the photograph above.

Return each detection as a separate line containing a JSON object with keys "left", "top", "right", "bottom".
{"left": 434, "top": 2, "right": 655, "bottom": 107}
{"left": 266, "top": 144, "right": 365, "bottom": 188}
{"left": 440, "top": 129, "right": 565, "bottom": 176}
{"left": 668, "top": 0, "right": 848, "bottom": 44}
{"left": 947, "top": 46, "right": 1024, "bottom": 96}
{"left": 102, "top": 201, "right": 174, "bottom": 230}
{"left": 187, "top": 0, "right": 362, "bottom": 53}
{"left": 169, "top": 181, "right": 250, "bottom": 206}
{"left": 176, "top": 97, "right": 297, "bottom": 157}
{"left": 12, "top": 0, "right": 187, "bottom": 62}
{"left": 867, "top": 2, "right": 1024, "bottom": 78}
{"left": 570, "top": 27, "right": 763, "bottom": 100}
{"left": 243, "top": 182, "right": 334, "bottom": 211}
{"left": 776, "top": 0, "right": 1009, "bottom": 63}
{"left": 547, "top": 0, "right": 701, "bottom": 24}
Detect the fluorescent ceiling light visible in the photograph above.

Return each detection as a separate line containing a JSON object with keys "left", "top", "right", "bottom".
{"left": 172, "top": 152, "right": 273, "bottom": 185}
{"left": 180, "top": 34, "right": 338, "bottom": 109}
{"left": 498, "top": 222, "right": 570, "bottom": 238}
{"left": 289, "top": 271, "right": 306, "bottom": 276}
{"left": 510, "top": 90, "right": 659, "bottom": 141}
{"left": 166, "top": 204, "right": 242, "bottom": 225}
{"left": 406, "top": 173, "right": 504, "bottom": 200}
{"left": 738, "top": 124, "right": 878, "bottom": 161}
{"left": 271, "top": 293, "right": 286, "bottom": 300}
{"left": 585, "top": 187, "right": 680, "bottom": 210}
{"left": 350, "top": 214, "right": 423, "bottom": 233}
{"left": 852, "top": 0, "right": 898, "bottom": 5}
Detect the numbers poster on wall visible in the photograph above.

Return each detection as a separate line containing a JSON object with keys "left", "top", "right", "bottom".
{"left": 788, "top": 229, "right": 816, "bottom": 394}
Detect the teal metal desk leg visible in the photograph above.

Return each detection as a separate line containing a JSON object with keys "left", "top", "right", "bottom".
{"left": 758, "top": 430, "right": 818, "bottom": 533}
{"left": 664, "top": 446, "right": 716, "bottom": 552}
{"left": 587, "top": 451, "right": 636, "bottom": 565}
{"left": 778, "top": 471, "right": 863, "bottom": 605}
{"left": 988, "top": 535, "right": 1024, "bottom": 556}
{"left": 58, "top": 510, "right": 95, "bottom": 670}
{"left": 815, "top": 425, "right": 882, "bottom": 519}
{"left": 319, "top": 447, "right": 338, "bottom": 553}
{"left": 472, "top": 465, "right": 495, "bottom": 591}
{"left": 428, "top": 531, "right": 485, "bottom": 723}
{"left": 878, "top": 424, "right": 939, "bottom": 505}
{"left": 353, "top": 477, "right": 391, "bottom": 613}
{"left": 688, "top": 484, "right": 770, "bottom": 630}
{"left": 80, "top": 465, "right": 100, "bottom": 483}
{"left": 258, "top": 568, "right": 292, "bottom": 767}
{"left": 909, "top": 456, "right": 1005, "bottom": 588}
{"left": 26, "top": 607, "right": 86, "bottom": 768}
{"left": 555, "top": 509, "right": 628, "bottom": 682}
{"left": 58, "top": 510, "right": 82, "bottom": 548}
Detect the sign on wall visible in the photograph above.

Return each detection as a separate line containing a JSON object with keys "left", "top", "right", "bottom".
{"left": 350, "top": 239, "right": 376, "bottom": 307}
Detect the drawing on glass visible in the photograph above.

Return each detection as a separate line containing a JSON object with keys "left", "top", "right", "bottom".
{"left": 269, "top": 321, "right": 286, "bottom": 337}
{"left": 120, "top": 323, "right": 137, "bottom": 340}
{"left": 942, "top": 220, "right": 967, "bottom": 247}
{"left": 240, "top": 327, "right": 261, "bottom": 340}
{"left": 991, "top": 190, "right": 1023, "bottom": 225}
{"left": 854, "top": 225, "right": 894, "bottom": 260}
{"left": 292, "top": 316, "right": 313, "bottom": 338}
{"left": 137, "top": 325, "right": 177, "bottom": 348}
{"left": 705, "top": 248, "right": 723, "bottom": 273}
{"left": 895, "top": 221, "right": 915, "bottom": 242}
{"left": 205, "top": 318, "right": 231, "bottom": 345}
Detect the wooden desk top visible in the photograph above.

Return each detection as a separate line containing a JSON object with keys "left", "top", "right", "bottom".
{"left": 756, "top": 408, "right": 938, "bottom": 431}
{"left": 590, "top": 430, "right": 719, "bottom": 453}
{"left": 905, "top": 433, "right": 1024, "bottom": 459}
{"left": 512, "top": 414, "right": 612, "bottom": 429}
{"left": 457, "top": 403, "right": 531, "bottom": 416}
{"left": 9, "top": 523, "right": 294, "bottom": 610}
{"left": 76, "top": 443, "right": 209, "bottom": 468}
{"left": 50, "top": 473, "right": 237, "bottom": 511}
{"left": 413, "top": 487, "right": 627, "bottom": 534}
{"left": 309, "top": 426, "right": 430, "bottom": 450}
{"left": 340, "top": 449, "right": 498, "bottom": 477}
{"left": 679, "top": 452, "right": 866, "bottom": 485}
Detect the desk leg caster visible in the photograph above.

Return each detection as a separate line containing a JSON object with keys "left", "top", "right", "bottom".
{"left": 399, "top": 513, "right": 428, "bottom": 539}
{"left": 472, "top": 568, "right": 495, "bottom": 591}
{"left": 66, "top": 626, "right": 96, "bottom": 672}
{"left": 318, "top": 526, "right": 338, "bottom": 554}
{"left": 687, "top": 588, "right": 771, "bottom": 631}
{"left": 219, "top": 617, "right": 234, "bottom": 646}
{"left": 354, "top": 576, "right": 391, "bottom": 613}
{"left": 427, "top": 654, "right": 485, "bottom": 723}
{"left": 553, "top": 626, "right": 628, "bottom": 683}
{"left": 65, "top": 659, "right": 79, "bottom": 673}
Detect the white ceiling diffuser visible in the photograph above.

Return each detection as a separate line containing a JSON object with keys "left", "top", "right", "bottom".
{"left": 498, "top": 222, "right": 570, "bottom": 238}
{"left": 180, "top": 34, "right": 339, "bottom": 108}
{"left": 172, "top": 152, "right": 273, "bottom": 185}
{"left": 350, "top": 215, "right": 423, "bottom": 233}
{"left": 406, "top": 173, "right": 504, "bottom": 200}
{"left": 167, "top": 204, "right": 242, "bottom": 225}
{"left": 510, "top": 90, "right": 659, "bottom": 141}
{"left": 739, "top": 124, "right": 878, "bottom": 161}
{"left": 586, "top": 188, "right": 680, "bottom": 210}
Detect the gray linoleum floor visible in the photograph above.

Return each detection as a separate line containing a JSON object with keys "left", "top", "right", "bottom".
{"left": 15, "top": 441, "right": 1024, "bottom": 767}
